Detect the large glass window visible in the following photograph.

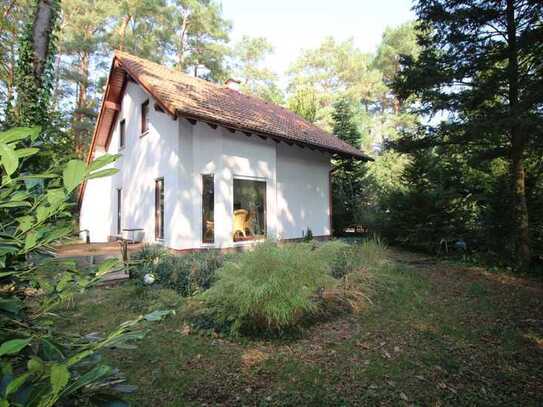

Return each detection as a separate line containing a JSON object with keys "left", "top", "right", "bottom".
{"left": 155, "top": 178, "right": 164, "bottom": 239}
{"left": 202, "top": 174, "right": 214, "bottom": 244}
{"left": 233, "top": 178, "right": 266, "bottom": 242}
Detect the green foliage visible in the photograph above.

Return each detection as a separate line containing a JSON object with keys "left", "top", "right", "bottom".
{"left": 392, "top": 0, "right": 543, "bottom": 269}
{"left": 287, "top": 86, "right": 318, "bottom": 123}
{"left": 197, "top": 242, "right": 336, "bottom": 336}
{"left": 374, "top": 21, "right": 419, "bottom": 84}
{"left": 12, "top": 0, "right": 61, "bottom": 129}
{"left": 331, "top": 97, "right": 367, "bottom": 231}
{"left": 284, "top": 24, "right": 421, "bottom": 241}
{"left": 302, "top": 227, "right": 313, "bottom": 242}
{"left": 356, "top": 237, "right": 388, "bottom": 269}
{"left": 315, "top": 238, "right": 387, "bottom": 279}
{"left": 230, "top": 35, "right": 284, "bottom": 104}
{"left": 377, "top": 150, "right": 479, "bottom": 253}
{"left": 0, "top": 127, "right": 156, "bottom": 405}
{"left": 169, "top": 0, "right": 232, "bottom": 81}
{"left": 332, "top": 97, "right": 361, "bottom": 149}
{"left": 288, "top": 36, "right": 382, "bottom": 131}
{"left": 132, "top": 245, "right": 225, "bottom": 296}
{"left": 314, "top": 240, "right": 356, "bottom": 279}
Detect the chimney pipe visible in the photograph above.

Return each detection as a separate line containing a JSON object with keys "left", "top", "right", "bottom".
{"left": 224, "top": 78, "right": 241, "bottom": 91}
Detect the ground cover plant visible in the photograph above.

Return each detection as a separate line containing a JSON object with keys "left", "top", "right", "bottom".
{"left": 58, "top": 246, "right": 543, "bottom": 406}
{"left": 131, "top": 245, "right": 226, "bottom": 296}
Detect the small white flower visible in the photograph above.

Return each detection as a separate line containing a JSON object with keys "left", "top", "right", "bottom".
{"left": 143, "top": 273, "right": 156, "bottom": 285}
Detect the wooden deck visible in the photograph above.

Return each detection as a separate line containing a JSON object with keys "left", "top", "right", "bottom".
{"left": 54, "top": 241, "right": 145, "bottom": 258}
{"left": 54, "top": 242, "right": 144, "bottom": 285}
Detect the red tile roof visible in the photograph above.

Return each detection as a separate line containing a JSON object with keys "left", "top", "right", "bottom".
{"left": 108, "top": 51, "right": 371, "bottom": 160}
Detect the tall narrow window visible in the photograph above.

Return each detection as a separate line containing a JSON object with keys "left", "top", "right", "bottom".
{"left": 116, "top": 188, "right": 122, "bottom": 235}
{"left": 141, "top": 100, "right": 149, "bottom": 135}
{"left": 202, "top": 175, "right": 214, "bottom": 243}
{"left": 119, "top": 119, "right": 126, "bottom": 149}
{"left": 155, "top": 178, "right": 164, "bottom": 239}
{"left": 233, "top": 179, "right": 266, "bottom": 242}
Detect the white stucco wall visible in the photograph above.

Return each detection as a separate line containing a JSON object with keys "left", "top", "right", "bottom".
{"left": 80, "top": 82, "right": 331, "bottom": 250}
{"left": 276, "top": 143, "right": 331, "bottom": 239}
{"left": 183, "top": 121, "right": 278, "bottom": 249}
{"left": 80, "top": 82, "right": 179, "bottom": 246}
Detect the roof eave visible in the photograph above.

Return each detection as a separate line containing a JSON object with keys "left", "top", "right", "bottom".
{"left": 175, "top": 110, "right": 373, "bottom": 161}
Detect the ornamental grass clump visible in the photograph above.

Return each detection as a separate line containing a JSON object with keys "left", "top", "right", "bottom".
{"left": 198, "top": 241, "right": 336, "bottom": 336}
{"left": 315, "top": 240, "right": 360, "bottom": 279}
{"left": 313, "top": 238, "right": 387, "bottom": 313}
{"left": 358, "top": 237, "right": 388, "bottom": 269}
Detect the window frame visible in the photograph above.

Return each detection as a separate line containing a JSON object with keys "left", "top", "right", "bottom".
{"left": 154, "top": 177, "right": 164, "bottom": 240}
{"left": 232, "top": 177, "right": 267, "bottom": 243}
{"left": 119, "top": 119, "right": 126, "bottom": 149}
{"left": 141, "top": 100, "right": 149, "bottom": 136}
{"left": 116, "top": 188, "right": 122, "bottom": 235}
{"left": 201, "top": 174, "right": 215, "bottom": 244}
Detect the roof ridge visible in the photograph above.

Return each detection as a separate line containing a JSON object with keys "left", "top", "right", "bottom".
{"left": 114, "top": 50, "right": 325, "bottom": 129}
{"left": 115, "top": 49, "right": 228, "bottom": 90}
{"left": 112, "top": 50, "right": 372, "bottom": 161}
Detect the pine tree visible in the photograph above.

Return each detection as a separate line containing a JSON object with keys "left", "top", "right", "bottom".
{"left": 1, "top": 0, "right": 25, "bottom": 128}
{"left": 230, "top": 36, "right": 284, "bottom": 104}
{"left": 393, "top": 0, "right": 543, "bottom": 271}
{"left": 287, "top": 86, "right": 318, "bottom": 123}
{"left": 330, "top": 97, "right": 366, "bottom": 232}
{"left": 169, "top": 0, "right": 231, "bottom": 81}
{"left": 60, "top": 0, "right": 116, "bottom": 157}
{"left": 13, "top": 0, "right": 61, "bottom": 128}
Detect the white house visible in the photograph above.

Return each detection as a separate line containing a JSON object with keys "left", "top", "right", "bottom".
{"left": 79, "top": 51, "right": 370, "bottom": 251}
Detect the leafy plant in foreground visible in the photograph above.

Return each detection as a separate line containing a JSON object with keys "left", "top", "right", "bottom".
{"left": 0, "top": 127, "right": 158, "bottom": 406}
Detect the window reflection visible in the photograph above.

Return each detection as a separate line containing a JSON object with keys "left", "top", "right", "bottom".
{"left": 233, "top": 179, "right": 266, "bottom": 242}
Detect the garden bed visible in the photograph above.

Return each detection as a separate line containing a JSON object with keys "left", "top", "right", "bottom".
{"left": 58, "top": 245, "right": 543, "bottom": 405}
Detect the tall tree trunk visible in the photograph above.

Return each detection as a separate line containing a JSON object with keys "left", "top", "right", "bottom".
{"left": 118, "top": 14, "right": 131, "bottom": 51}
{"left": 177, "top": 9, "right": 190, "bottom": 70}
{"left": 73, "top": 51, "right": 89, "bottom": 158}
{"left": 506, "top": 0, "right": 530, "bottom": 270}
{"left": 31, "top": 0, "right": 56, "bottom": 87}
{"left": 6, "top": 39, "right": 16, "bottom": 101}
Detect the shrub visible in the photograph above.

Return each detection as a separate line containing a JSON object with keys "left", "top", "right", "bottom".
{"left": 132, "top": 247, "right": 226, "bottom": 296}
{"left": 315, "top": 240, "right": 359, "bottom": 279}
{"left": 0, "top": 127, "right": 155, "bottom": 406}
{"left": 136, "top": 287, "right": 183, "bottom": 312}
{"left": 314, "top": 238, "right": 387, "bottom": 279}
{"left": 197, "top": 241, "right": 336, "bottom": 336}
{"left": 132, "top": 243, "right": 169, "bottom": 264}
{"left": 303, "top": 227, "right": 314, "bottom": 242}
{"left": 310, "top": 238, "right": 388, "bottom": 314}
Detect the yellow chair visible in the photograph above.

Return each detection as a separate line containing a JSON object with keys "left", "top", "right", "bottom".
{"left": 203, "top": 220, "right": 214, "bottom": 242}
{"left": 233, "top": 209, "right": 249, "bottom": 239}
